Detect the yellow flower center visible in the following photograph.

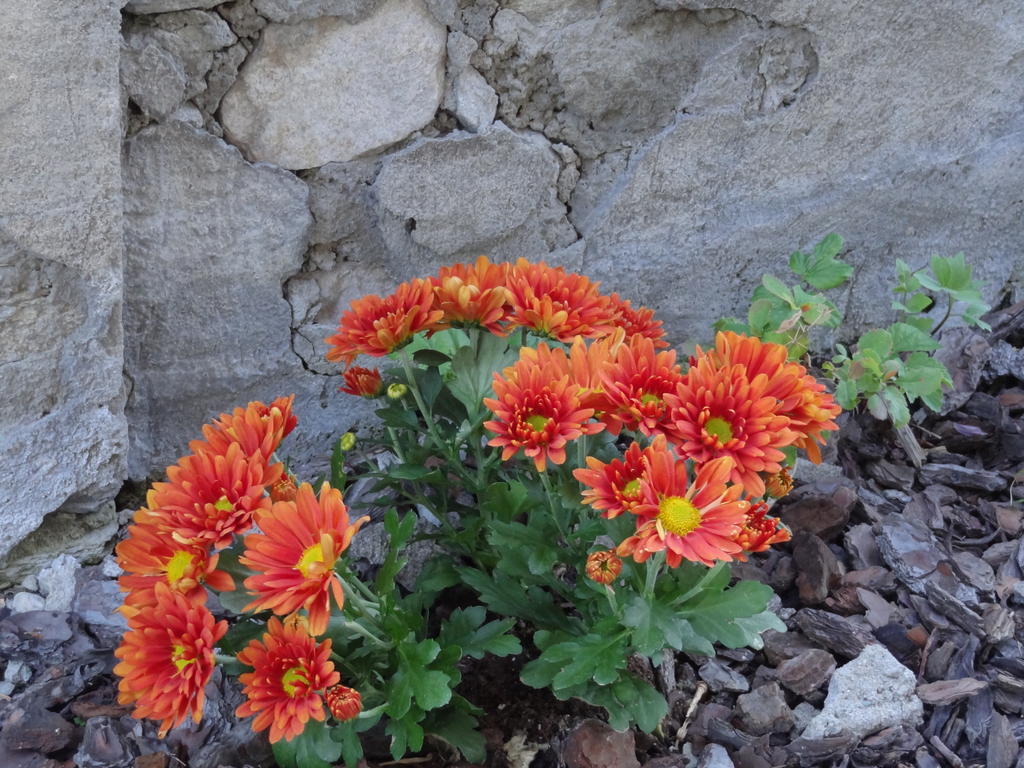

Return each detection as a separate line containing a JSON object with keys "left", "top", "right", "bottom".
{"left": 214, "top": 496, "right": 234, "bottom": 512}
{"left": 658, "top": 496, "right": 702, "bottom": 536}
{"left": 171, "top": 643, "right": 195, "bottom": 673}
{"left": 281, "top": 665, "right": 310, "bottom": 697}
{"left": 296, "top": 542, "right": 328, "bottom": 578}
{"left": 640, "top": 393, "right": 661, "bottom": 406}
{"left": 526, "top": 414, "right": 552, "bottom": 432}
{"left": 704, "top": 416, "right": 734, "bottom": 444}
{"left": 622, "top": 479, "right": 642, "bottom": 498}
{"left": 165, "top": 550, "right": 195, "bottom": 586}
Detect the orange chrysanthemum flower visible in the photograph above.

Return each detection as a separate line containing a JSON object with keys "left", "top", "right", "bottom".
{"left": 616, "top": 440, "right": 748, "bottom": 567}
{"left": 733, "top": 501, "right": 792, "bottom": 560}
{"left": 607, "top": 293, "right": 668, "bottom": 349}
{"left": 116, "top": 523, "right": 233, "bottom": 605}
{"left": 573, "top": 440, "right": 658, "bottom": 518}
{"left": 193, "top": 396, "right": 297, "bottom": 464}
{"left": 241, "top": 482, "right": 368, "bottom": 635}
{"left": 325, "top": 278, "right": 445, "bottom": 364}
{"left": 600, "top": 334, "right": 684, "bottom": 436}
{"left": 764, "top": 467, "right": 794, "bottom": 499}
{"left": 705, "top": 332, "right": 841, "bottom": 463}
{"left": 140, "top": 442, "right": 280, "bottom": 550}
{"left": 585, "top": 550, "right": 623, "bottom": 585}
{"left": 339, "top": 366, "right": 384, "bottom": 398}
{"left": 236, "top": 616, "right": 340, "bottom": 743}
{"left": 664, "top": 355, "right": 798, "bottom": 498}
{"left": 566, "top": 331, "right": 625, "bottom": 413}
{"left": 505, "top": 259, "right": 617, "bottom": 342}
{"left": 483, "top": 344, "right": 603, "bottom": 471}
{"left": 114, "top": 582, "right": 227, "bottom": 737}
{"left": 432, "top": 255, "right": 513, "bottom": 334}
{"left": 325, "top": 684, "right": 363, "bottom": 722}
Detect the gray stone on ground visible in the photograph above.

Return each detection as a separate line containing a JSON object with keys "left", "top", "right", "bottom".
{"left": 37, "top": 554, "right": 81, "bottom": 613}
{"left": 734, "top": 682, "right": 794, "bottom": 735}
{"left": 453, "top": 68, "right": 499, "bottom": 132}
{"left": 0, "top": 0, "right": 127, "bottom": 563}
{"left": 802, "top": 644, "right": 923, "bottom": 740}
{"left": 221, "top": 0, "right": 445, "bottom": 169}
{"left": 698, "top": 660, "right": 749, "bottom": 693}
{"left": 9, "top": 592, "right": 45, "bottom": 615}
{"left": 0, "top": 503, "right": 118, "bottom": 588}
{"left": 696, "top": 744, "right": 734, "bottom": 768}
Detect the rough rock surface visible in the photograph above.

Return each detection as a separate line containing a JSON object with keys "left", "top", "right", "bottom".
{"left": 802, "top": 644, "right": 924, "bottom": 740}
{"left": 221, "top": 0, "right": 446, "bottom": 169}
{"left": 0, "top": 0, "right": 127, "bottom": 561}
{"left": 252, "top": 0, "right": 384, "bottom": 23}
{"left": 374, "top": 124, "right": 576, "bottom": 262}
{"left": 122, "top": 121, "right": 355, "bottom": 479}
{"left": 572, "top": 1, "right": 1024, "bottom": 336}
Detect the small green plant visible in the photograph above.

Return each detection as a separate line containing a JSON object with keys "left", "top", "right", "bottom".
{"left": 715, "top": 232, "right": 851, "bottom": 359}
{"left": 721, "top": 237, "right": 991, "bottom": 427}
{"left": 827, "top": 253, "right": 990, "bottom": 426}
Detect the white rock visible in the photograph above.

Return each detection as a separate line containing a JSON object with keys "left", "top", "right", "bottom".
{"left": 0, "top": 0, "right": 128, "bottom": 561}
{"left": 803, "top": 644, "right": 923, "bottom": 740}
{"left": 9, "top": 592, "right": 45, "bottom": 614}
{"left": 453, "top": 68, "right": 498, "bottom": 132}
{"left": 697, "top": 743, "right": 735, "bottom": 768}
{"left": 374, "top": 124, "right": 575, "bottom": 258}
{"left": 101, "top": 556, "right": 123, "bottom": 579}
{"left": 38, "top": 554, "right": 81, "bottom": 613}
{"left": 221, "top": 0, "right": 446, "bottom": 169}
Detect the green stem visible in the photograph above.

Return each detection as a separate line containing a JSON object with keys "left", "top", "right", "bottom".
{"left": 215, "top": 653, "right": 237, "bottom": 665}
{"left": 673, "top": 560, "right": 727, "bottom": 606}
{"left": 335, "top": 618, "right": 392, "bottom": 649}
{"left": 342, "top": 580, "right": 381, "bottom": 620}
{"left": 386, "top": 426, "right": 406, "bottom": 462}
{"left": 643, "top": 551, "right": 664, "bottom": 599}
{"left": 538, "top": 471, "right": 569, "bottom": 543}
{"left": 603, "top": 584, "right": 618, "bottom": 615}
{"left": 930, "top": 294, "right": 954, "bottom": 336}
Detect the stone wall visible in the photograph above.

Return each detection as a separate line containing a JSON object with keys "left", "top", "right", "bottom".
{"left": 2, "top": 0, "right": 1023, "bottom": 562}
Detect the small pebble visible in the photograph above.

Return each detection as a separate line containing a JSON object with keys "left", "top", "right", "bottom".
{"left": 9, "top": 592, "right": 45, "bottom": 614}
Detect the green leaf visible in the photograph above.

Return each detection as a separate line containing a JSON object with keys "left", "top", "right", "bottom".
{"left": 524, "top": 631, "right": 628, "bottom": 691}
{"left": 413, "top": 348, "right": 452, "bottom": 367}
{"left": 217, "top": 618, "right": 264, "bottom": 655}
{"left": 834, "top": 377, "right": 859, "bottom": 410}
{"left": 611, "top": 675, "right": 669, "bottom": 733}
{"left": 678, "top": 579, "right": 777, "bottom": 649}
{"left": 438, "top": 606, "right": 521, "bottom": 659}
{"left": 881, "top": 387, "right": 911, "bottom": 426}
{"left": 713, "top": 316, "right": 750, "bottom": 334}
{"left": 329, "top": 436, "right": 347, "bottom": 490}
{"left": 761, "top": 274, "right": 795, "bottom": 306}
{"left": 857, "top": 329, "right": 893, "bottom": 358}
{"left": 386, "top": 713, "right": 425, "bottom": 760}
{"left": 622, "top": 596, "right": 700, "bottom": 657}
{"left": 866, "top": 393, "right": 888, "bottom": 420}
{"left": 889, "top": 321, "right": 939, "bottom": 353}
{"left": 271, "top": 721, "right": 341, "bottom": 768}
{"left": 457, "top": 567, "right": 575, "bottom": 632}
{"left": 480, "top": 481, "right": 532, "bottom": 524}
{"left": 448, "top": 333, "right": 517, "bottom": 416}
{"left": 213, "top": 545, "right": 256, "bottom": 614}
{"left": 423, "top": 707, "right": 486, "bottom": 763}
{"left": 789, "top": 234, "right": 852, "bottom": 290}
{"left": 375, "top": 405, "right": 420, "bottom": 431}
{"left": 747, "top": 298, "right": 776, "bottom": 333}
{"left": 931, "top": 252, "right": 973, "bottom": 290}
{"left": 487, "top": 520, "right": 560, "bottom": 576}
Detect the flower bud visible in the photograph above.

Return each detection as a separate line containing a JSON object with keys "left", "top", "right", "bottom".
{"left": 764, "top": 467, "right": 793, "bottom": 499}
{"left": 387, "top": 383, "right": 408, "bottom": 400}
{"left": 585, "top": 550, "right": 622, "bottom": 585}
{"left": 339, "top": 432, "right": 357, "bottom": 452}
{"left": 269, "top": 472, "right": 298, "bottom": 503}
{"left": 325, "top": 684, "right": 362, "bottom": 722}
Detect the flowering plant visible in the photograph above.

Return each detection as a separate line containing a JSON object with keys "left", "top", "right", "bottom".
{"left": 113, "top": 256, "right": 842, "bottom": 766}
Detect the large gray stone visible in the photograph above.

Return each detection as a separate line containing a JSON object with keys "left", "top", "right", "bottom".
{"left": 572, "top": 1, "right": 1024, "bottom": 338}
{"left": 803, "top": 644, "right": 923, "bottom": 740}
{"left": 374, "top": 124, "right": 576, "bottom": 262}
{"left": 125, "top": 0, "right": 222, "bottom": 12}
{"left": 123, "top": 121, "right": 355, "bottom": 479}
{"left": 221, "top": 0, "right": 446, "bottom": 169}
{"left": 252, "top": 0, "right": 384, "bottom": 24}
{"left": 0, "top": 0, "right": 127, "bottom": 561}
